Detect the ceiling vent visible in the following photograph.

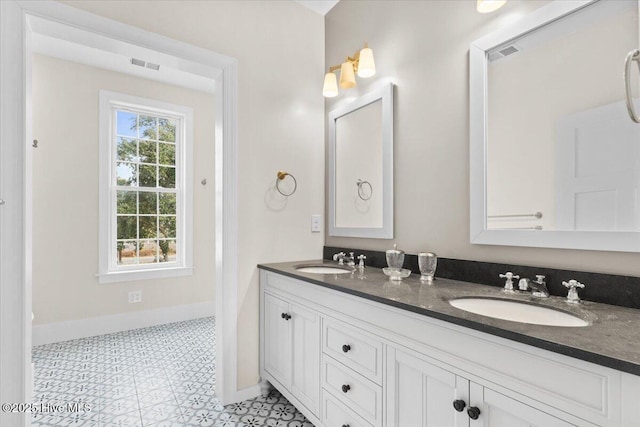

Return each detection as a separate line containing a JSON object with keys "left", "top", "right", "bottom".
{"left": 130, "top": 58, "right": 160, "bottom": 71}
{"left": 499, "top": 45, "right": 519, "bottom": 57}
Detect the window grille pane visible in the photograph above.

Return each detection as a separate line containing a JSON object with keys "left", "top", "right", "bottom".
{"left": 138, "top": 192, "right": 157, "bottom": 215}
{"left": 117, "top": 137, "right": 137, "bottom": 162}
{"left": 139, "top": 115, "right": 158, "bottom": 140}
{"left": 139, "top": 141, "right": 157, "bottom": 164}
{"left": 159, "top": 216, "right": 176, "bottom": 238}
{"left": 139, "top": 216, "right": 158, "bottom": 239}
{"left": 117, "top": 163, "right": 138, "bottom": 186}
{"left": 158, "top": 143, "right": 175, "bottom": 166}
{"left": 117, "top": 240, "right": 138, "bottom": 265}
{"left": 117, "top": 191, "right": 137, "bottom": 214}
{"left": 117, "top": 216, "right": 137, "bottom": 240}
{"left": 159, "top": 167, "right": 175, "bottom": 188}
{"left": 159, "top": 193, "right": 176, "bottom": 215}
{"left": 139, "top": 240, "right": 157, "bottom": 264}
{"left": 139, "top": 165, "right": 157, "bottom": 187}
{"left": 159, "top": 118, "right": 176, "bottom": 142}
{"left": 116, "top": 111, "right": 137, "bottom": 137}
{"left": 158, "top": 239, "right": 175, "bottom": 262}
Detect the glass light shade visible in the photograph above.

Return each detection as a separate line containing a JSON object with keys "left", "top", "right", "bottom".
{"left": 322, "top": 72, "right": 339, "bottom": 97}
{"left": 477, "top": 0, "right": 506, "bottom": 13}
{"left": 357, "top": 47, "right": 376, "bottom": 78}
{"left": 339, "top": 61, "right": 356, "bottom": 89}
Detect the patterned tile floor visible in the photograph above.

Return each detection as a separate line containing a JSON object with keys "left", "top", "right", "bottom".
{"left": 32, "top": 317, "right": 314, "bottom": 426}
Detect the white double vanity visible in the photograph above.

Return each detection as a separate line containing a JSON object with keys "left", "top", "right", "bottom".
{"left": 258, "top": 263, "right": 640, "bottom": 427}
{"left": 259, "top": 1, "right": 640, "bottom": 426}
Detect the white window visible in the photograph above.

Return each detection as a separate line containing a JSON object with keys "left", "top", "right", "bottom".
{"left": 98, "top": 91, "right": 193, "bottom": 283}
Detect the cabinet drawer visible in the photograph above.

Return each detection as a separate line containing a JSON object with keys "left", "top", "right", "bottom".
{"left": 323, "top": 391, "right": 373, "bottom": 427}
{"left": 323, "top": 356, "right": 382, "bottom": 427}
{"left": 323, "top": 318, "right": 383, "bottom": 384}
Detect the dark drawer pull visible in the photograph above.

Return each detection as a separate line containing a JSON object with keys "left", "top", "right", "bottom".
{"left": 467, "top": 406, "right": 481, "bottom": 420}
{"left": 341, "top": 384, "right": 351, "bottom": 393}
{"left": 281, "top": 313, "right": 291, "bottom": 320}
{"left": 453, "top": 399, "right": 466, "bottom": 412}
{"left": 342, "top": 344, "right": 351, "bottom": 353}
{"left": 342, "top": 425, "right": 350, "bottom": 427}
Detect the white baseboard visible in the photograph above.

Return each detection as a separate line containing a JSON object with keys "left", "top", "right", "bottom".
{"left": 234, "top": 384, "right": 261, "bottom": 402}
{"left": 32, "top": 301, "right": 215, "bottom": 346}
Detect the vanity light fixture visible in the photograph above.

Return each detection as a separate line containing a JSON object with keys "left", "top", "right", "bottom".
{"left": 323, "top": 43, "right": 376, "bottom": 97}
{"left": 477, "top": 0, "right": 507, "bottom": 13}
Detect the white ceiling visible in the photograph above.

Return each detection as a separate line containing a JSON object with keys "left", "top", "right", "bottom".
{"left": 296, "top": 0, "right": 340, "bottom": 15}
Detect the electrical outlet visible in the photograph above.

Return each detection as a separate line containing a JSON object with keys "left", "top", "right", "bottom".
{"left": 128, "top": 290, "right": 142, "bottom": 304}
{"left": 311, "top": 214, "right": 321, "bottom": 232}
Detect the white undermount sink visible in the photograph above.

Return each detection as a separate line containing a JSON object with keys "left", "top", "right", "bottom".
{"left": 449, "top": 297, "right": 589, "bottom": 327}
{"left": 295, "top": 265, "right": 352, "bottom": 274}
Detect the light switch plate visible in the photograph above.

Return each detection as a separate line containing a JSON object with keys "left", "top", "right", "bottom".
{"left": 311, "top": 214, "right": 321, "bottom": 232}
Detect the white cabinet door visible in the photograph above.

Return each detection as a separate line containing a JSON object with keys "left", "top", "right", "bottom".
{"left": 289, "top": 303, "right": 320, "bottom": 416}
{"left": 470, "top": 383, "right": 575, "bottom": 427}
{"left": 386, "top": 346, "right": 469, "bottom": 427}
{"left": 263, "top": 293, "right": 291, "bottom": 389}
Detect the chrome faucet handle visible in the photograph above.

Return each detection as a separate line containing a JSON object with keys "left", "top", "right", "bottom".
{"left": 534, "top": 275, "right": 546, "bottom": 284}
{"left": 333, "top": 252, "right": 346, "bottom": 265}
{"left": 563, "top": 280, "right": 585, "bottom": 304}
{"left": 499, "top": 272, "right": 519, "bottom": 291}
{"left": 357, "top": 254, "right": 366, "bottom": 268}
{"left": 518, "top": 278, "right": 530, "bottom": 291}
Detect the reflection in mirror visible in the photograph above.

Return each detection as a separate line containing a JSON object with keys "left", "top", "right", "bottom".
{"left": 335, "top": 100, "right": 383, "bottom": 228}
{"left": 471, "top": 0, "right": 640, "bottom": 252}
{"left": 329, "top": 83, "right": 393, "bottom": 238}
{"left": 487, "top": 0, "right": 639, "bottom": 232}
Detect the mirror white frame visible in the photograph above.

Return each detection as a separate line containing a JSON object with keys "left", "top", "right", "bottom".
{"left": 470, "top": 0, "right": 640, "bottom": 252}
{"left": 328, "top": 83, "right": 394, "bottom": 238}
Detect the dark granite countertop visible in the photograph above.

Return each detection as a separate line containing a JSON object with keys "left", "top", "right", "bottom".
{"left": 259, "top": 260, "right": 640, "bottom": 376}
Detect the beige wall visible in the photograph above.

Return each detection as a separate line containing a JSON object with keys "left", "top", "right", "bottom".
{"left": 32, "top": 54, "right": 216, "bottom": 325}
{"left": 59, "top": 1, "right": 325, "bottom": 389}
{"left": 326, "top": 0, "right": 640, "bottom": 277}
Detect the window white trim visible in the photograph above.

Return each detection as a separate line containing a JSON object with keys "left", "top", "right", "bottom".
{"left": 98, "top": 90, "right": 194, "bottom": 283}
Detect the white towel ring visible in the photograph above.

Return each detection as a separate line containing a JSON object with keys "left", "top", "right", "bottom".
{"left": 276, "top": 171, "right": 297, "bottom": 196}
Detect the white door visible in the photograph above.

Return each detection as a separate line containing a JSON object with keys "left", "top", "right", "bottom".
{"left": 471, "top": 383, "right": 575, "bottom": 427}
{"left": 386, "top": 346, "right": 469, "bottom": 427}
{"left": 556, "top": 100, "right": 640, "bottom": 231}
{"left": 289, "top": 303, "right": 320, "bottom": 417}
{"left": 263, "top": 293, "right": 291, "bottom": 389}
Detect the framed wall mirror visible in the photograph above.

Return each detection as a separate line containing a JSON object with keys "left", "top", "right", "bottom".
{"left": 470, "top": 0, "right": 640, "bottom": 252}
{"left": 328, "top": 83, "right": 394, "bottom": 238}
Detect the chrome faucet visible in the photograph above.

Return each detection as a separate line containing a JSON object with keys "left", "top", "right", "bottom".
{"left": 333, "top": 251, "right": 355, "bottom": 267}
{"left": 530, "top": 275, "right": 549, "bottom": 298}
{"left": 518, "top": 275, "right": 549, "bottom": 297}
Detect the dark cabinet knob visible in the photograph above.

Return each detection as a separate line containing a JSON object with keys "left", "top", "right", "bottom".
{"left": 341, "top": 384, "right": 351, "bottom": 393}
{"left": 342, "top": 344, "right": 351, "bottom": 353}
{"left": 341, "top": 425, "right": 350, "bottom": 427}
{"left": 281, "top": 313, "right": 291, "bottom": 320}
{"left": 452, "top": 399, "right": 466, "bottom": 412}
{"left": 467, "top": 406, "right": 481, "bottom": 420}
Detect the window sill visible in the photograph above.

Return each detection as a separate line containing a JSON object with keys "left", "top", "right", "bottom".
{"left": 97, "top": 266, "right": 194, "bottom": 284}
